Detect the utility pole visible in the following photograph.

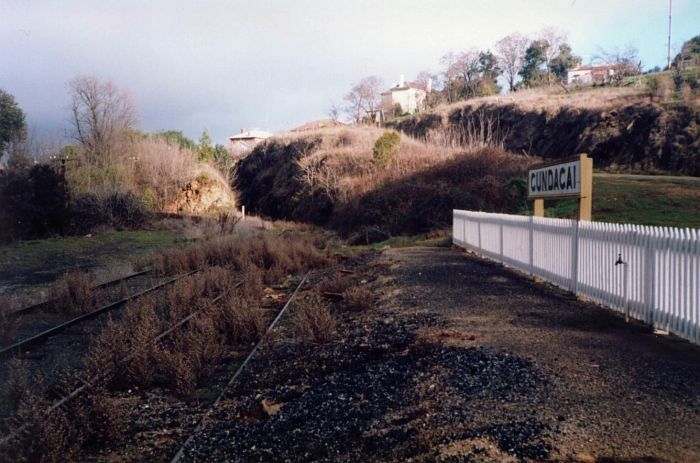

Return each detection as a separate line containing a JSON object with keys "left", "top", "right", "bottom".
{"left": 667, "top": 0, "right": 672, "bottom": 69}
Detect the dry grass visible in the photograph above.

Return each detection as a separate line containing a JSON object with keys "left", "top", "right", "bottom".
{"left": 152, "top": 231, "right": 328, "bottom": 280}
{"left": 342, "top": 286, "right": 373, "bottom": 312}
{"left": 435, "top": 85, "right": 647, "bottom": 116}
{"left": 66, "top": 135, "right": 235, "bottom": 216}
{"left": 47, "top": 272, "right": 96, "bottom": 314}
{"left": 275, "top": 126, "right": 459, "bottom": 203}
{"left": 157, "top": 315, "right": 224, "bottom": 395}
{"left": 292, "top": 289, "right": 336, "bottom": 344}
{"left": 3, "top": 394, "right": 78, "bottom": 463}
{"left": 319, "top": 274, "right": 351, "bottom": 294}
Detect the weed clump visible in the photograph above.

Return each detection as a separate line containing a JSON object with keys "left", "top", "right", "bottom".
{"left": 48, "top": 272, "right": 95, "bottom": 314}
{"left": 342, "top": 286, "right": 373, "bottom": 312}
{"left": 292, "top": 289, "right": 336, "bottom": 344}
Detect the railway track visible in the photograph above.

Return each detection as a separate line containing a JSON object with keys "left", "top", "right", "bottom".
{"left": 0, "top": 270, "right": 198, "bottom": 358}
{"left": 169, "top": 272, "right": 310, "bottom": 463}
{"left": 10, "top": 269, "right": 152, "bottom": 318}
{"left": 0, "top": 276, "right": 243, "bottom": 449}
{"left": 1, "top": 261, "right": 312, "bottom": 462}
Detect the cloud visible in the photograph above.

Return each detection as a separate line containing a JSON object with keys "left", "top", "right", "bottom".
{"left": 1, "top": 0, "right": 698, "bottom": 144}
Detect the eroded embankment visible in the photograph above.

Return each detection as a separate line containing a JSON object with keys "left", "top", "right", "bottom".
{"left": 234, "top": 129, "right": 531, "bottom": 238}
{"left": 391, "top": 100, "right": 700, "bottom": 175}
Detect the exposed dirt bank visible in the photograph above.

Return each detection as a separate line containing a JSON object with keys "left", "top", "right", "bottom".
{"left": 391, "top": 100, "right": 700, "bottom": 175}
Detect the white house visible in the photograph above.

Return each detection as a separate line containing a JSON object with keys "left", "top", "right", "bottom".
{"left": 381, "top": 75, "right": 430, "bottom": 118}
{"left": 228, "top": 129, "right": 272, "bottom": 155}
{"left": 567, "top": 65, "right": 616, "bottom": 85}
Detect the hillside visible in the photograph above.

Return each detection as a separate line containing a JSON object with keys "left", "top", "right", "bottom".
{"left": 234, "top": 127, "right": 531, "bottom": 239}
{"left": 391, "top": 86, "right": 700, "bottom": 175}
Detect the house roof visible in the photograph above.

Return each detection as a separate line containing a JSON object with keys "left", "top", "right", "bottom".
{"left": 229, "top": 129, "right": 272, "bottom": 140}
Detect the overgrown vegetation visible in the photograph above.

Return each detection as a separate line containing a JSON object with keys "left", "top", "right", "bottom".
{"left": 236, "top": 127, "right": 532, "bottom": 239}
{"left": 292, "top": 289, "right": 336, "bottom": 344}
{"left": 47, "top": 272, "right": 96, "bottom": 314}
{"left": 1, "top": 228, "right": 329, "bottom": 461}
{"left": 0, "top": 78, "right": 236, "bottom": 244}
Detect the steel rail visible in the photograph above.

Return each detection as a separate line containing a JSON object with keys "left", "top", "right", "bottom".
{"left": 11, "top": 269, "right": 152, "bottom": 317}
{"left": 0, "top": 270, "right": 199, "bottom": 358}
{"left": 0, "top": 279, "right": 240, "bottom": 447}
{"left": 47, "top": 281, "right": 242, "bottom": 413}
{"left": 169, "top": 271, "right": 310, "bottom": 463}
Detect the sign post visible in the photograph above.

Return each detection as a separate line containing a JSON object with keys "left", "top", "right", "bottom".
{"left": 527, "top": 154, "right": 593, "bottom": 221}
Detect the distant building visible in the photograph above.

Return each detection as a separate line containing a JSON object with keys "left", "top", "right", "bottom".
{"left": 291, "top": 119, "right": 346, "bottom": 132}
{"left": 380, "top": 74, "right": 430, "bottom": 119}
{"left": 228, "top": 129, "right": 272, "bottom": 155}
{"left": 567, "top": 65, "right": 616, "bottom": 85}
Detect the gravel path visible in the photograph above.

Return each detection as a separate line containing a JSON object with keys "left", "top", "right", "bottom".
{"left": 181, "top": 246, "right": 700, "bottom": 463}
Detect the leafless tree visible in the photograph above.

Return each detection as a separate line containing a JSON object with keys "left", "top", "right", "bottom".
{"left": 539, "top": 27, "right": 568, "bottom": 84}
{"left": 593, "top": 45, "right": 642, "bottom": 85}
{"left": 68, "top": 75, "right": 138, "bottom": 164}
{"left": 439, "top": 52, "right": 459, "bottom": 103}
{"left": 495, "top": 32, "right": 529, "bottom": 91}
{"left": 413, "top": 70, "right": 435, "bottom": 92}
{"left": 328, "top": 101, "right": 340, "bottom": 121}
{"left": 454, "top": 49, "right": 482, "bottom": 97}
{"left": 343, "top": 76, "right": 383, "bottom": 124}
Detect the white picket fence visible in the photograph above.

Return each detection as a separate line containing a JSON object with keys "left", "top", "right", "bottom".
{"left": 453, "top": 210, "right": 700, "bottom": 345}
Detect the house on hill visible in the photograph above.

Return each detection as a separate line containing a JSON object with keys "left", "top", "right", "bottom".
{"left": 381, "top": 74, "right": 430, "bottom": 119}
{"left": 228, "top": 129, "right": 271, "bottom": 155}
{"left": 567, "top": 65, "right": 616, "bottom": 85}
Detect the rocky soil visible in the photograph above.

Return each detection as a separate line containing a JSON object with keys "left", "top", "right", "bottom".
{"left": 177, "top": 246, "right": 700, "bottom": 462}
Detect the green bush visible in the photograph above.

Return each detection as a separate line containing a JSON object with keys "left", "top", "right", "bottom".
{"left": 372, "top": 131, "right": 400, "bottom": 168}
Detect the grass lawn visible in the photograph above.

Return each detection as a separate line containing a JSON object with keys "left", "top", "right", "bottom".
{"left": 538, "top": 174, "right": 700, "bottom": 229}
{"left": 0, "top": 229, "right": 185, "bottom": 289}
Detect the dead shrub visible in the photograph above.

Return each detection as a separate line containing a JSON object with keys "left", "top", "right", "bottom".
{"left": 292, "top": 290, "right": 336, "bottom": 344}
{"left": 342, "top": 286, "right": 373, "bottom": 312}
{"left": 152, "top": 247, "right": 190, "bottom": 276}
{"left": 165, "top": 277, "right": 198, "bottom": 321}
{"left": 47, "top": 271, "right": 95, "bottom": 314}
{"left": 200, "top": 265, "right": 235, "bottom": 298}
{"left": 83, "top": 316, "right": 127, "bottom": 384}
{"left": 66, "top": 381, "right": 126, "bottom": 448}
{"left": 1, "top": 390, "right": 79, "bottom": 463}
{"left": 0, "top": 299, "right": 18, "bottom": 343}
{"left": 319, "top": 274, "right": 351, "bottom": 294}
{"left": 121, "top": 298, "right": 162, "bottom": 387}
{"left": 157, "top": 315, "right": 224, "bottom": 395}
{"left": 215, "top": 291, "right": 265, "bottom": 346}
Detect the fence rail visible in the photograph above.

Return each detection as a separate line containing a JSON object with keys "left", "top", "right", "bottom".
{"left": 453, "top": 210, "right": 700, "bottom": 345}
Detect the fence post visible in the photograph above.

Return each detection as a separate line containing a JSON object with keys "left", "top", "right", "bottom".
{"left": 528, "top": 216, "right": 534, "bottom": 275}
{"left": 463, "top": 216, "right": 467, "bottom": 248}
{"left": 499, "top": 217, "right": 504, "bottom": 264}
{"left": 571, "top": 220, "right": 580, "bottom": 293}
{"left": 644, "top": 229, "right": 655, "bottom": 326}
{"left": 477, "top": 217, "right": 482, "bottom": 254}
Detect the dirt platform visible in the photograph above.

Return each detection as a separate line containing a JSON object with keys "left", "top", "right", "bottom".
{"left": 182, "top": 246, "right": 700, "bottom": 463}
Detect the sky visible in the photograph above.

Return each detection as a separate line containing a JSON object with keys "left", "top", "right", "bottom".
{"left": 1, "top": 0, "right": 698, "bottom": 146}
